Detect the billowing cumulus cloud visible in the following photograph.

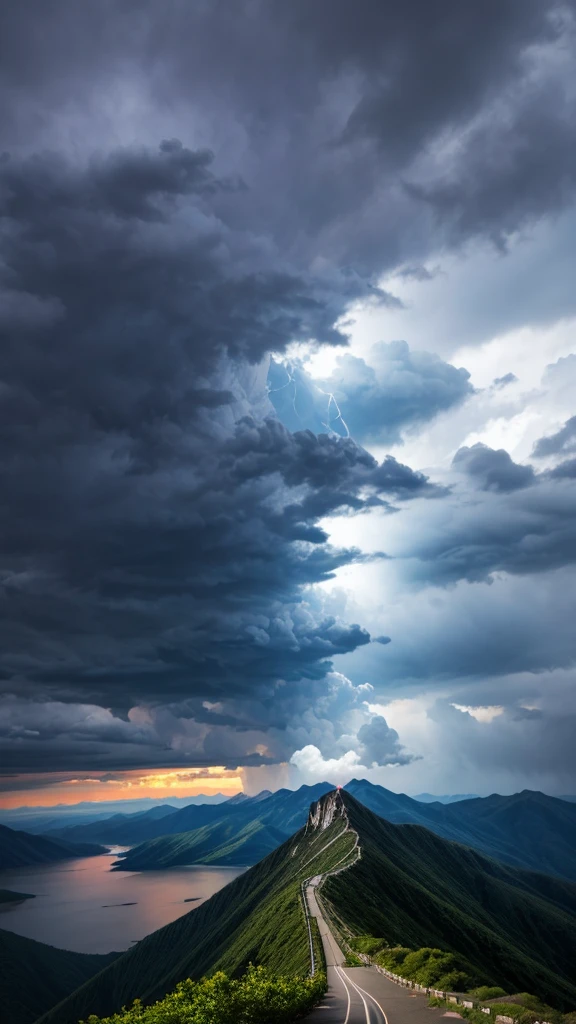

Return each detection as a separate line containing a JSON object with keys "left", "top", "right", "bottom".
{"left": 533, "top": 414, "right": 576, "bottom": 458}
{"left": 289, "top": 706, "right": 417, "bottom": 784}
{"left": 452, "top": 443, "right": 535, "bottom": 492}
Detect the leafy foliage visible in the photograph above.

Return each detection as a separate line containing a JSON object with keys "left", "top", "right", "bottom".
{"left": 80, "top": 965, "right": 325, "bottom": 1024}
{"left": 469, "top": 987, "right": 508, "bottom": 1000}
{"left": 429, "top": 992, "right": 571, "bottom": 1024}
{"left": 349, "top": 935, "right": 386, "bottom": 956}
{"left": 373, "top": 945, "right": 480, "bottom": 992}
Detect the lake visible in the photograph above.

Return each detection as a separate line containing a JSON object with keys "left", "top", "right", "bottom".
{"left": 0, "top": 849, "right": 245, "bottom": 953}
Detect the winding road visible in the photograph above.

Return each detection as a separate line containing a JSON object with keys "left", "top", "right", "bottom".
{"left": 303, "top": 878, "right": 455, "bottom": 1024}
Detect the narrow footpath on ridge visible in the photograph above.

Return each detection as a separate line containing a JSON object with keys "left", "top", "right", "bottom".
{"left": 302, "top": 874, "right": 455, "bottom": 1024}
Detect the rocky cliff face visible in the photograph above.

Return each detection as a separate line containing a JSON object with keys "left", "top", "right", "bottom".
{"left": 306, "top": 789, "right": 347, "bottom": 832}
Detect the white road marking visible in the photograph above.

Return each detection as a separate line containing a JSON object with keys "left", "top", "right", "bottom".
{"left": 336, "top": 966, "right": 371, "bottom": 1024}
{"left": 333, "top": 966, "right": 352, "bottom": 1024}
{"left": 341, "top": 969, "right": 390, "bottom": 1024}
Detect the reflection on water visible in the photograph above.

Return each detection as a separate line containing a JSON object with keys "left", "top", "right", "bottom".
{"left": 0, "top": 849, "right": 245, "bottom": 953}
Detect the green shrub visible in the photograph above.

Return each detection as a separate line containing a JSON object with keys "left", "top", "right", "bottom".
{"left": 80, "top": 964, "right": 326, "bottom": 1024}
{"left": 487, "top": 1002, "right": 540, "bottom": 1024}
{"left": 349, "top": 936, "right": 386, "bottom": 956}
{"left": 344, "top": 952, "right": 363, "bottom": 967}
{"left": 374, "top": 946, "right": 480, "bottom": 991}
{"left": 469, "top": 987, "right": 507, "bottom": 1001}
{"left": 488, "top": 996, "right": 564, "bottom": 1024}
{"left": 373, "top": 946, "right": 412, "bottom": 973}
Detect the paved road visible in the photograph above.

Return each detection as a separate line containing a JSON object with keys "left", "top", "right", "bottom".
{"left": 303, "top": 878, "right": 454, "bottom": 1024}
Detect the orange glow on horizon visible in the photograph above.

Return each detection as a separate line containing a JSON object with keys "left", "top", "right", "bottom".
{"left": 0, "top": 768, "right": 244, "bottom": 810}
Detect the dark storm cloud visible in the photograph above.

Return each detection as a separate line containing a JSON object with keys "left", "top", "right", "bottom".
{"left": 429, "top": 692, "right": 576, "bottom": 785}
{"left": 0, "top": 1, "right": 574, "bottom": 269}
{"left": 547, "top": 457, "right": 576, "bottom": 479}
{"left": 357, "top": 715, "right": 417, "bottom": 767}
{"left": 452, "top": 443, "right": 536, "bottom": 492}
{"left": 396, "top": 266, "right": 439, "bottom": 283}
{"left": 344, "top": 568, "right": 576, "bottom": 689}
{"left": 532, "top": 414, "right": 576, "bottom": 457}
{"left": 0, "top": 140, "right": 438, "bottom": 778}
{"left": 269, "top": 342, "right": 473, "bottom": 445}
{"left": 1, "top": 0, "right": 576, "bottom": 776}
{"left": 404, "top": 470, "right": 576, "bottom": 585}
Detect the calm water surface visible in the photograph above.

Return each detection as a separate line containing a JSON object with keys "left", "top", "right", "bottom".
{"left": 0, "top": 849, "right": 245, "bottom": 953}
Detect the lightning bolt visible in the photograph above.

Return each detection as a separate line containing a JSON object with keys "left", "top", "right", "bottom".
{"left": 268, "top": 362, "right": 349, "bottom": 437}
{"left": 267, "top": 363, "right": 304, "bottom": 424}
{"left": 314, "top": 382, "right": 350, "bottom": 438}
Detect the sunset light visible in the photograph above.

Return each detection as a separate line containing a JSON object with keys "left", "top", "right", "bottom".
{"left": 0, "top": 768, "right": 243, "bottom": 810}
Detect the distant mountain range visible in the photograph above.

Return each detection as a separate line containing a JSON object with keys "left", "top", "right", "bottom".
{"left": 44, "top": 782, "right": 330, "bottom": 848}
{"left": 0, "top": 822, "right": 106, "bottom": 869}
{"left": 36, "top": 789, "right": 576, "bottom": 1024}
{"left": 413, "top": 792, "right": 479, "bottom": 803}
{"left": 108, "top": 779, "right": 576, "bottom": 883}
{"left": 0, "top": 793, "right": 230, "bottom": 834}
{"left": 0, "top": 927, "right": 119, "bottom": 1024}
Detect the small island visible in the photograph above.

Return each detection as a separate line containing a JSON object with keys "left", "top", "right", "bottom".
{"left": 0, "top": 888, "right": 36, "bottom": 903}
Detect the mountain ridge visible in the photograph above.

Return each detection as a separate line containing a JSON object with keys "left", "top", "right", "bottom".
{"left": 0, "top": 822, "right": 106, "bottom": 868}
{"left": 37, "top": 789, "right": 576, "bottom": 1024}
{"left": 108, "top": 778, "right": 576, "bottom": 882}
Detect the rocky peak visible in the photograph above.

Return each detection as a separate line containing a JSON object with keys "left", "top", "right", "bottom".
{"left": 306, "top": 788, "right": 348, "bottom": 832}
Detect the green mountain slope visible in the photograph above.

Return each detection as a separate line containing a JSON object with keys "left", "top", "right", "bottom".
{"left": 38, "top": 789, "right": 576, "bottom": 1024}
{"left": 112, "top": 817, "right": 287, "bottom": 869}
{"left": 441, "top": 789, "right": 576, "bottom": 880}
{"left": 0, "top": 822, "right": 105, "bottom": 868}
{"left": 345, "top": 779, "right": 576, "bottom": 880}
{"left": 0, "top": 927, "right": 119, "bottom": 1024}
{"left": 37, "top": 800, "right": 356, "bottom": 1024}
{"left": 321, "top": 791, "right": 576, "bottom": 1009}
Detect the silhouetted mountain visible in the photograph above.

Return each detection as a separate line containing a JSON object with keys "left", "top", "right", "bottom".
{"left": 0, "top": 823, "right": 105, "bottom": 868}
{"left": 38, "top": 790, "right": 576, "bottom": 1024}
{"left": 0, "top": 927, "right": 119, "bottom": 1024}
